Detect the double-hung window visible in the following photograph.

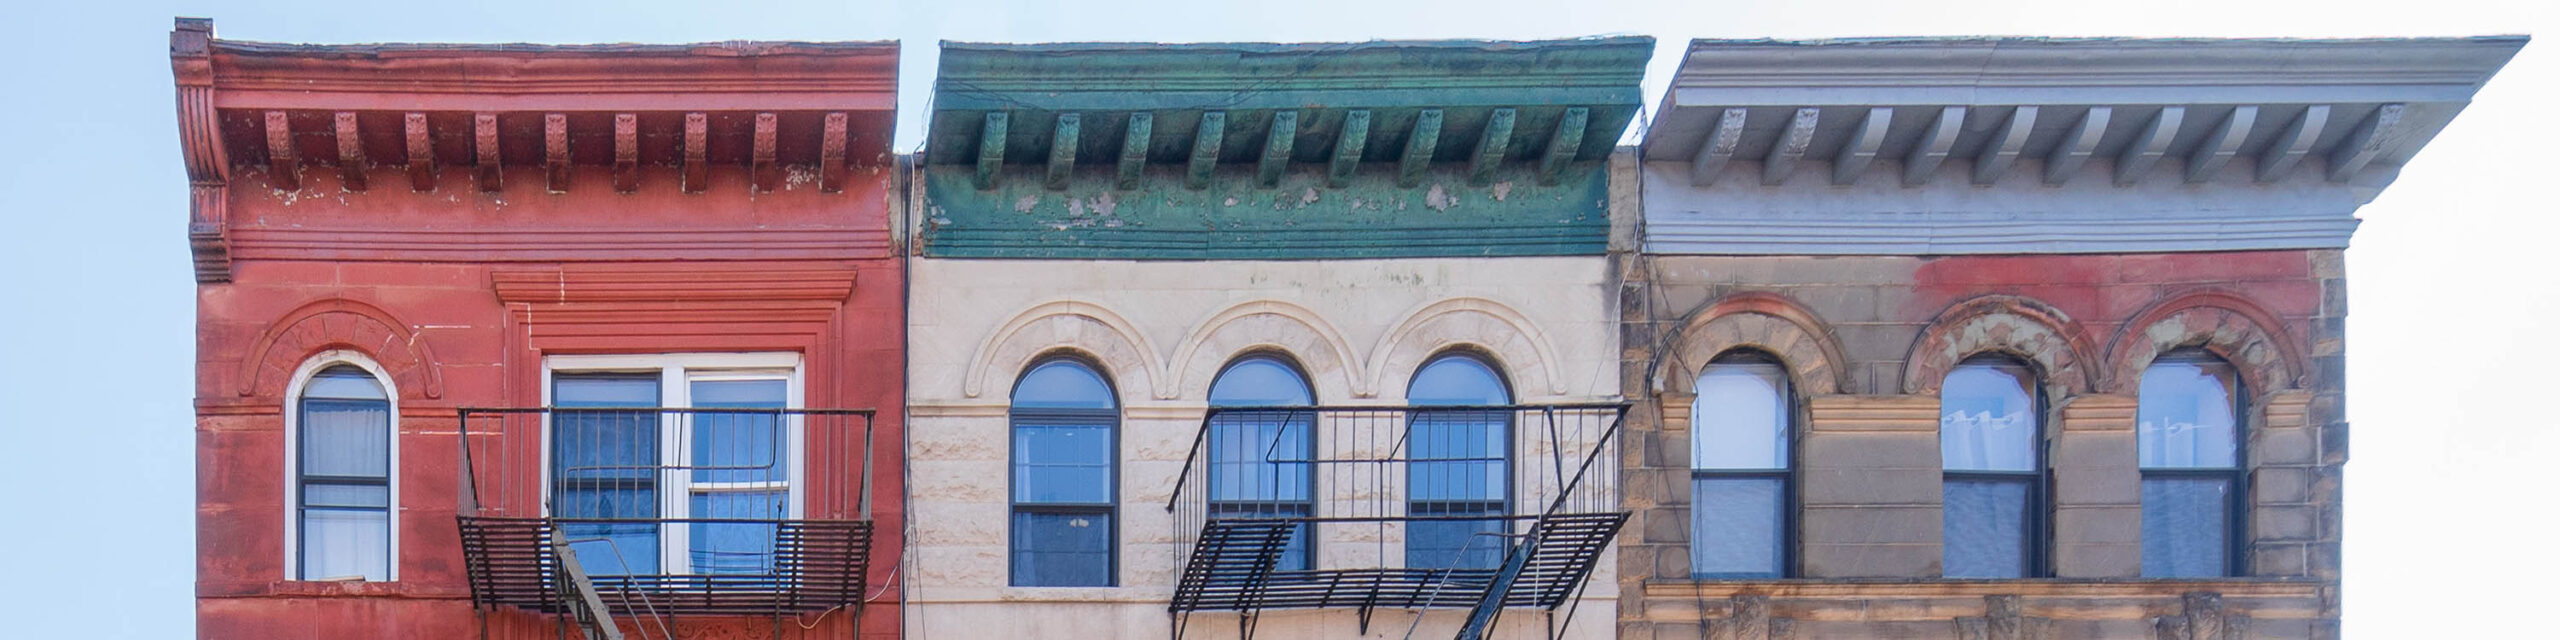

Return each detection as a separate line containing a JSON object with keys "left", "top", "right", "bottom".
{"left": 1009, "top": 358, "right": 1119, "bottom": 587}
{"left": 547, "top": 353, "right": 801, "bottom": 577}
{"left": 296, "top": 364, "right": 393, "bottom": 581}
{"left": 1940, "top": 358, "right": 2046, "bottom": 578}
{"left": 2138, "top": 351, "right": 2245, "bottom": 577}
{"left": 1206, "top": 355, "right": 1317, "bottom": 571}
{"left": 1406, "top": 353, "right": 1513, "bottom": 571}
{"left": 1690, "top": 355, "right": 1791, "bottom": 578}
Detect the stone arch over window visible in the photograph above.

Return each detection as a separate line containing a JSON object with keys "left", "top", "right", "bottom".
{"left": 1367, "top": 297, "right": 1567, "bottom": 400}
{"left": 1656, "top": 292, "right": 1851, "bottom": 397}
{"left": 967, "top": 300, "right": 1167, "bottom": 402}
{"left": 240, "top": 298, "right": 443, "bottom": 400}
{"left": 1171, "top": 300, "right": 1361, "bottom": 401}
{"left": 2105, "top": 290, "right": 2305, "bottom": 396}
{"left": 1902, "top": 295, "right": 2099, "bottom": 399}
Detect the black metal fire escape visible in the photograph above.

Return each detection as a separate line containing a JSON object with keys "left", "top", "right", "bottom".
{"left": 454, "top": 407, "right": 879, "bottom": 639}
{"left": 1166, "top": 404, "right": 1630, "bottom": 640}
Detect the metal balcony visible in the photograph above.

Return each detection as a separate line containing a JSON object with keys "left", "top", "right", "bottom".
{"left": 1165, "top": 404, "right": 1630, "bottom": 640}
{"left": 454, "top": 407, "right": 878, "bottom": 627}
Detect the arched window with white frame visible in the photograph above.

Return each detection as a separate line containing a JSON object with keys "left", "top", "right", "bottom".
{"left": 289, "top": 355, "right": 396, "bottom": 581}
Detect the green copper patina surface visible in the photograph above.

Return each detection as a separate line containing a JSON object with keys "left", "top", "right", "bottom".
{"left": 921, "top": 38, "right": 1651, "bottom": 259}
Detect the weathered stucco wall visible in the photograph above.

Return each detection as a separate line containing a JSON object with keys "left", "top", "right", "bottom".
{"left": 905, "top": 256, "right": 1624, "bottom": 639}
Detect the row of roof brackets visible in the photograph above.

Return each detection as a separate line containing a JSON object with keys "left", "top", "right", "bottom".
{"left": 973, "top": 107, "right": 1595, "bottom": 191}
{"left": 1687, "top": 103, "right": 2407, "bottom": 188}
{"left": 260, "top": 110, "right": 856, "bottom": 195}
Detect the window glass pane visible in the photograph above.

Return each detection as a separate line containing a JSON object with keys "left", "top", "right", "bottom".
{"left": 1407, "top": 509, "right": 1507, "bottom": 570}
{"left": 1694, "top": 362, "right": 1789, "bottom": 470}
{"left": 691, "top": 491, "right": 785, "bottom": 574}
{"left": 1943, "top": 478, "right": 2030, "bottom": 578}
{"left": 1014, "top": 360, "right": 1117, "bottom": 409}
{"left": 1011, "top": 511, "right": 1112, "bottom": 586}
{"left": 2138, "top": 356, "right": 2241, "bottom": 469}
{"left": 303, "top": 483, "right": 388, "bottom": 509}
{"left": 305, "top": 366, "right": 387, "bottom": 400}
{"left": 691, "top": 379, "right": 787, "bottom": 484}
{"left": 563, "top": 522, "right": 660, "bottom": 575}
{"left": 1208, "top": 413, "right": 1312, "bottom": 502}
{"left": 1210, "top": 356, "right": 1315, "bottom": 406}
{"left": 1691, "top": 476, "right": 1783, "bottom": 577}
{"left": 2142, "top": 476, "right": 2233, "bottom": 577}
{"left": 556, "top": 374, "right": 659, "bottom": 407}
{"left": 301, "top": 399, "right": 389, "bottom": 478}
{"left": 301, "top": 508, "right": 388, "bottom": 580}
{"left": 1013, "top": 423, "right": 1112, "bottom": 503}
{"left": 1410, "top": 412, "right": 1506, "bottom": 502}
{"left": 1941, "top": 362, "right": 2039, "bottom": 472}
{"left": 1409, "top": 355, "right": 1508, "bottom": 406}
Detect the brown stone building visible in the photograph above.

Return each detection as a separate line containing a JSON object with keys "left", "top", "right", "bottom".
{"left": 1609, "top": 37, "right": 2522, "bottom": 639}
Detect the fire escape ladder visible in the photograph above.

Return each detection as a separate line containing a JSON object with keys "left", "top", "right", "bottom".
{"left": 1453, "top": 527, "right": 1540, "bottom": 640}
{"left": 549, "top": 535, "right": 626, "bottom": 640}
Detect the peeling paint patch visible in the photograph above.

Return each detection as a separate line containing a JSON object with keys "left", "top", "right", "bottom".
{"left": 1223, "top": 197, "right": 1240, "bottom": 207}
{"left": 1425, "top": 184, "right": 1453, "bottom": 211}
{"left": 1492, "top": 181, "right": 1513, "bottom": 201}
{"left": 1014, "top": 195, "right": 1040, "bottom": 213}
{"left": 1301, "top": 188, "right": 1321, "bottom": 206}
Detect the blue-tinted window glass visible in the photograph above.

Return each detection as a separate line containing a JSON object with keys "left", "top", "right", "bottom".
{"left": 2139, "top": 353, "right": 2243, "bottom": 577}
{"left": 1011, "top": 511, "right": 1113, "bottom": 586}
{"left": 1010, "top": 358, "right": 1118, "bottom": 587}
{"left": 2139, "top": 357, "right": 2240, "bottom": 469}
{"left": 1208, "top": 356, "right": 1316, "bottom": 570}
{"left": 690, "top": 379, "right": 785, "bottom": 484}
{"left": 691, "top": 491, "right": 784, "bottom": 574}
{"left": 1691, "top": 477, "right": 1784, "bottom": 577}
{"left": 298, "top": 365, "right": 392, "bottom": 581}
{"left": 554, "top": 374, "right": 661, "bottom": 576}
{"left": 2141, "top": 476, "right": 2233, "bottom": 578}
{"left": 1942, "top": 362, "right": 2039, "bottom": 472}
{"left": 1408, "top": 354, "right": 1511, "bottom": 570}
{"left": 1694, "top": 363, "right": 1789, "bottom": 470}
{"left": 1013, "top": 423, "right": 1114, "bottom": 504}
{"left": 1015, "top": 360, "right": 1118, "bottom": 409}
{"left": 1943, "top": 478, "right": 2031, "bottom": 578}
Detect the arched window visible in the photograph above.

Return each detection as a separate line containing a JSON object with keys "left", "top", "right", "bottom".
{"left": 1207, "top": 354, "right": 1317, "bottom": 570}
{"left": 1009, "top": 357, "right": 1119, "bottom": 587}
{"left": 1406, "top": 352, "right": 1512, "bottom": 570}
{"left": 1940, "top": 357, "right": 2046, "bottom": 578}
{"left": 295, "top": 363, "right": 392, "bottom": 581}
{"left": 1690, "top": 353, "right": 1791, "bottom": 578}
{"left": 2138, "top": 351, "right": 2245, "bottom": 577}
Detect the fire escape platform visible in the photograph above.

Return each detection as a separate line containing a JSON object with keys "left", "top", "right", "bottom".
{"left": 459, "top": 517, "right": 874, "bottom": 617}
{"left": 1169, "top": 512, "right": 1626, "bottom": 613}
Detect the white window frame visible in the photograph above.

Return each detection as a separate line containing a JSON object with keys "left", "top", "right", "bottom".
{"left": 540, "top": 352, "right": 805, "bottom": 575}
{"left": 282, "top": 350, "right": 401, "bottom": 582}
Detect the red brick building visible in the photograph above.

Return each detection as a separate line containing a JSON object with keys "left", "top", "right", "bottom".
{"left": 174, "top": 18, "right": 906, "bottom": 639}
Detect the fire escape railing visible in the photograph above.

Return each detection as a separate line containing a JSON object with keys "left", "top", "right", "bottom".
{"left": 454, "top": 407, "right": 878, "bottom": 629}
{"left": 1164, "top": 404, "right": 1630, "bottom": 640}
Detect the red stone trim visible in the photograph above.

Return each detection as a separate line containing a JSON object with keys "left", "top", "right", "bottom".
{"left": 2104, "top": 289, "right": 2306, "bottom": 394}
{"left": 1903, "top": 294, "right": 2101, "bottom": 396}
{"left": 236, "top": 298, "right": 445, "bottom": 400}
{"left": 1657, "top": 291, "right": 1854, "bottom": 396}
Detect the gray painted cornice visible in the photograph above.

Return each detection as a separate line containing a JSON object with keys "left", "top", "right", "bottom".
{"left": 1638, "top": 36, "right": 2526, "bottom": 255}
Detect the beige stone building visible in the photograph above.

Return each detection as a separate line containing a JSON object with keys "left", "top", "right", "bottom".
{"left": 900, "top": 40, "right": 1651, "bottom": 639}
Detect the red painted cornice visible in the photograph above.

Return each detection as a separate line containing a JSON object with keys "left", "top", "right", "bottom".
{"left": 206, "top": 39, "right": 898, "bottom": 112}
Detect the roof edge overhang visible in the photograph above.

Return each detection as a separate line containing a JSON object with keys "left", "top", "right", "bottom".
{"left": 182, "top": 22, "right": 899, "bottom": 112}
{"left": 1639, "top": 35, "right": 2525, "bottom": 196}
{"left": 922, "top": 37, "right": 1654, "bottom": 184}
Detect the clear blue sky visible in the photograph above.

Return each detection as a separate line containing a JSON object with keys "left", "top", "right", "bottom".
{"left": 0, "top": 0, "right": 2547, "bottom": 636}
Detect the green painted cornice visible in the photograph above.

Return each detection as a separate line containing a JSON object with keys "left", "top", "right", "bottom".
{"left": 917, "top": 38, "right": 1647, "bottom": 259}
